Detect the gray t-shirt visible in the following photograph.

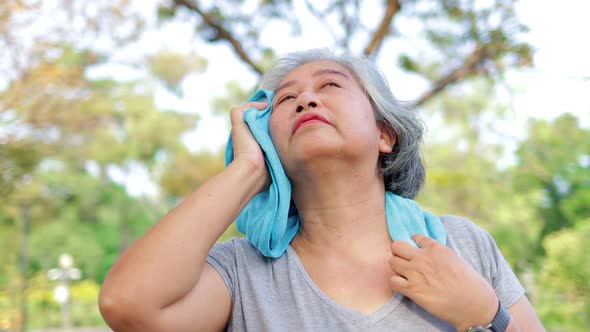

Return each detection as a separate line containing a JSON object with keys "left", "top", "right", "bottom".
{"left": 206, "top": 215, "right": 525, "bottom": 331}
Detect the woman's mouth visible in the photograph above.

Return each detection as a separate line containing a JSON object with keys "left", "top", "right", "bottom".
{"left": 292, "top": 113, "right": 330, "bottom": 134}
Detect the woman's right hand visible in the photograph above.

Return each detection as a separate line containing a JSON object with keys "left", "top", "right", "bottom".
{"left": 229, "top": 101, "right": 270, "bottom": 192}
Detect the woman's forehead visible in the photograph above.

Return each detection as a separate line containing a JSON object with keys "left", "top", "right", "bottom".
{"left": 281, "top": 60, "right": 353, "bottom": 82}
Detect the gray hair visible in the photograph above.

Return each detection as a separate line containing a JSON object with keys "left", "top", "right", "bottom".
{"left": 259, "top": 48, "right": 425, "bottom": 199}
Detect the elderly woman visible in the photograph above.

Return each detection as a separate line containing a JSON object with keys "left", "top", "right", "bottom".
{"left": 99, "top": 49, "right": 544, "bottom": 331}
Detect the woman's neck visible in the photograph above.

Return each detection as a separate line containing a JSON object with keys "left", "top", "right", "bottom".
{"left": 290, "top": 167, "right": 392, "bottom": 259}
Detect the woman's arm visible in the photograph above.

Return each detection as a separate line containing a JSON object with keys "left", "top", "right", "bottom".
{"left": 98, "top": 102, "right": 269, "bottom": 331}
{"left": 506, "top": 295, "right": 545, "bottom": 332}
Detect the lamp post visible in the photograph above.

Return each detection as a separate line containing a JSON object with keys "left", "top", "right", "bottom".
{"left": 48, "top": 253, "right": 81, "bottom": 331}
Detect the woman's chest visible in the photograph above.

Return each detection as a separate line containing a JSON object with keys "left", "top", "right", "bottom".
{"left": 298, "top": 252, "right": 396, "bottom": 315}
{"left": 230, "top": 249, "right": 454, "bottom": 331}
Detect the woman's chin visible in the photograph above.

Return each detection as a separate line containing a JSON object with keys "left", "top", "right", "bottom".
{"left": 291, "top": 138, "right": 342, "bottom": 161}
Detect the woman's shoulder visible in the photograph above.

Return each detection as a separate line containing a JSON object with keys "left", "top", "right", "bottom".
{"left": 210, "top": 237, "right": 264, "bottom": 259}
{"left": 438, "top": 215, "right": 525, "bottom": 306}
{"left": 209, "top": 236, "right": 283, "bottom": 270}
{"left": 438, "top": 215, "right": 497, "bottom": 261}
{"left": 438, "top": 214, "right": 493, "bottom": 243}
{"left": 212, "top": 236, "right": 252, "bottom": 249}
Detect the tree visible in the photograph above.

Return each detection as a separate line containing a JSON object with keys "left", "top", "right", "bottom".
{"left": 0, "top": 2, "right": 207, "bottom": 328}
{"left": 536, "top": 222, "right": 590, "bottom": 330}
{"left": 514, "top": 113, "right": 590, "bottom": 258}
{"left": 506, "top": 113, "right": 590, "bottom": 328}
{"left": 417, "top": 78, "right": 540, "bottom": 273}
{"left": 160, "top": 0, "right": 532, "bottom": 108}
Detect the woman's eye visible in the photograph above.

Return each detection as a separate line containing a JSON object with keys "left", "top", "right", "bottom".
{"left": 278, "top": 95, "right": 294, "bottom": 104}
{"left": 323, "top": 82, "right": 340, "bottom": 88}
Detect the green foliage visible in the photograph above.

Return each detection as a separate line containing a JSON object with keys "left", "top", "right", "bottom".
{"left": 210, "top": 80, "right": 254, "bottom": 116}
{"left": 0, "top": 139, "right": 44, "bottom": 196}
{"left": 3, "top": 273, "right": 107, "bottom": 328}
{"left": 1, "top": 16, "right": 199, "bottom": 330}
{"left": 160, "top": 149, "right": 225, "bottom": 197}
{"left": 147, "top": 51, "right": 208, "bottom": 93}
{"left": 402, "top": 0, "right": 533, "bottom": 84}
{"left": 516, "top": 114, "right": 589, "bottom": 187}
{"left": 536, "top": 222, "right": 590, "bottom": 330}
{"left": 399, "top": 54, "right": 420, "bottom": 73}
{"left": 514, "top": 114, "right": 590, "bottom": 257}
{"left": 219, "top": 222, "right": 243, "bottom": 242}
{"left": 30, "top": 222, "right": 104, "bottom": 279}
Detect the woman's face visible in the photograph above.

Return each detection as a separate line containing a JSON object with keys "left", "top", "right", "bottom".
{"left": 269, "top": 60, "right": 393, "bottom": 177}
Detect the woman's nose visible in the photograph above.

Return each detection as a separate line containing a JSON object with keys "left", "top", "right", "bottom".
{"left": 295, "top": 91, "right": 319, "bottom": 113}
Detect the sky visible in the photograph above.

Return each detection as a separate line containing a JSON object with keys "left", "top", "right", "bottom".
{"left": 88, "top": 0, "right": 590, "bottom": 196}
{"left": 510, "top": 0, "right": 590, "bottom": 121}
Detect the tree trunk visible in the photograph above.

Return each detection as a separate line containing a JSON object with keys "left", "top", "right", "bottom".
{"left": 19, "top": 205, "right": 30, "bottom": 332}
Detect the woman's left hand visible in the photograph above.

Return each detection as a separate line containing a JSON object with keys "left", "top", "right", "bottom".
{"left": 389, "top": 234, "right": 499, "bottom": 332}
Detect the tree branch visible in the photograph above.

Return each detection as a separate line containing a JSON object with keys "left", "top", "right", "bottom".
{"left": 364, "top": 0, "right": 400, "bottom": 56}
{"left": 413, "top": 44, "right": 486, "bottom": 107}
{"left": 173, "top": 0, "right": 263, "bottom": 76}
{"left": 304, "top": 0, "right": 341, "bottom": 45}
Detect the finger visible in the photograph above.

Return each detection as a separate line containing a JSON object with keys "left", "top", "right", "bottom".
{"left": 388, "top": 255, "right": 412, "bottom": 276}
{"left": 231, "top": 101, "right": 268, "bottom": 114}
{"left": 412, "top": 234, "right": 437, "bottom": 249}
{"left": 389, "top": 274, "right": 409, "bottom": 293}
{"left": 391, "top": 240, "right": 418, "bottom": 260}
{"left": 230, "top": 102, "right": 268, "bottom": 125}
{"left": 249, "top": 101, "right": 269, "bottom": 110}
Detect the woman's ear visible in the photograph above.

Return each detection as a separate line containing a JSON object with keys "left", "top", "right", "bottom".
{"left": 378, "top": 123, "right": 396, "bottom": 154}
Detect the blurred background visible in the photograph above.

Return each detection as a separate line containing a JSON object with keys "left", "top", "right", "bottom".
{"left": 0, "top": 0, "right": 588, "bottom": 331}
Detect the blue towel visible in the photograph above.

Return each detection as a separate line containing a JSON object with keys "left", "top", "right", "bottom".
{"left": 225, "top": 89, "right": 447, "bottom": 258}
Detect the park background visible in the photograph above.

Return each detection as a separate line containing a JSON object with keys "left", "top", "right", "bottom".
{"left": 1, "top": 0, "right": 589, "bottom": 330}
